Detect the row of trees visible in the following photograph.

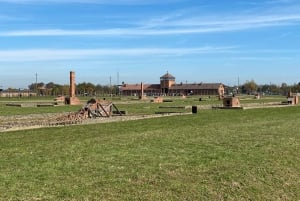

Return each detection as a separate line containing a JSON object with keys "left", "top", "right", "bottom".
{"left": 28, "top": 82, "right": 119, "bottom": 96}
{"left": 236, "top": 80, "right": 300, "bottom": 95}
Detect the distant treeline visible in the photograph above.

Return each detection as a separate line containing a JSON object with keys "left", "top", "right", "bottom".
{"left": 26, "top": 82, "right": 119, "bottom": 96}
{"left": 1, "top": 80, "right": 300, "bottom": 96}
{"left": 231, "top": 80, "right": 300, "bottom": 95}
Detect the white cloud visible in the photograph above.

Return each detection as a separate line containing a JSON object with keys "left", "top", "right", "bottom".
{"left": 1, "top": 12, "right": 300, "bottom": 37}
{"left": 157, "top": 14, "right": 300, "bottom": 27}
{"left": 0, "top": 47, "right": 235, "bottom": 62}
{"left": 1, "top": 0, "right": 300, "bottom": 37}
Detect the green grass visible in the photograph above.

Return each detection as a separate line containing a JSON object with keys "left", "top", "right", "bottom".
{"left": 0, "top": 96, "right": 215, "bottom": 116}
{"left": 0, "top": 106, "right": 299, "bottom": 200}
{"left": 0, "top": 95, "right": 288, "bottom": 116}
{"left": 239, "top": 95, "right": 286, "bottom": 104}
{"left": 0, "top": 103, "right": 80, "bottom": 116}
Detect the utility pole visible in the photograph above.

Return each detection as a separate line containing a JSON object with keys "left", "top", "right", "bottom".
{"left": 109, "top": 76, "right": 112, "bottom": 97}
{"left": 0, "top": 85, "right": 3, "bottom": 98}
{"left": 237, "top": 76, "right": 240, "bottom": 94}
{"left": 117, "top": 71, "right": 120, "bottom": 96}
{"left": 117, "top": 71, "right": 119, "bottom": 86}
{"left": 35, "top": 73, "right": 38, "bottom": 95}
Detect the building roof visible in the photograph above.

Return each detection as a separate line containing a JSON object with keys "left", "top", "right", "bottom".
{"left": 121, "top": 84, "right": 161, "bottom": 91}
{"left": 121, "top": 83, "right": 223, "bottom": 91}
{"left": 120, "top": 72, "right": 223, "bottom": 92}
{"left": 170, "top": 83, "right": 223, "bottom": 90}
{"left": 160, "top": 72, "right": 175, "bottom": 80}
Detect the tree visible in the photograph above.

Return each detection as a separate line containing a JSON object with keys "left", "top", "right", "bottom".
{"left": 76, "top": 82, "right": 96, "bottom": 96}
{"left": 280, "top": 83, "right": 289, "bottom": 96}
{"left": 48, "top": 83, "right": 66, "bottom": 96}
{"left": 60, "top": 85, "right": 70, "bottom": 96}
{"left": 269, "top": 84, "right": 280, "bottom": 95}
{"left": 242, "top": 80, "right": 258, "bottom": 94}
{"left": 45, "top": 82, "right": 55, "bottom": 89}
{"left": 260, "top": 84, "right": 270, "bottom": 94}
{"left": 95, "top": 84, "right": 104, "bottom": 96}
{"left": 291, "top": 83, "right": 300, "bottom": 93}
{"left": 28, "top": 82, "right": 45, "bottom": 95}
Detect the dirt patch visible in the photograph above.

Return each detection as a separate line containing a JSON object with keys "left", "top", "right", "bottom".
{"left": 0, "top": 112, "right": 191, "bottom": 132}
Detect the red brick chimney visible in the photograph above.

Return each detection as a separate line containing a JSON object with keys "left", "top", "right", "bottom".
{"left": 141, "top": 82, "right": 144, "bottom": 98}
{"left": 69, "top": 71, "right": 81, "bottom": 105}
{"left": 70, "top": 71, "right": 76, "bottom": 97}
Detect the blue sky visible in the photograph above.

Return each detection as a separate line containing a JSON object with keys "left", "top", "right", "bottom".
{"left": 0, "top": 0, "right": 300, "bottom": 89}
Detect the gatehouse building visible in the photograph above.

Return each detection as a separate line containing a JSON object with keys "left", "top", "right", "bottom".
{"left": 120, "top": 72, "right": 225, "bottom": 97}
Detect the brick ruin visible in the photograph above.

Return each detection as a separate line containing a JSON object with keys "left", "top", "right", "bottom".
{"left": 151, "top": 96, "right": 164, "bottom": 103}
{"left": 287, "top": 91, "right": 299, "bottom": 105}
{"left": 223, "top": 97, "right": 241, "bottom": 108}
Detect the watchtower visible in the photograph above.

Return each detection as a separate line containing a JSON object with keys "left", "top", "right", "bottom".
{"left": 160, "top": 72, "right": 175, "bottom": 94}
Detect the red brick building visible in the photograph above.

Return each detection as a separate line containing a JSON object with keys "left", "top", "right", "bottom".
{"left": 120, "top": 72, "right": 225, "bottom": 97}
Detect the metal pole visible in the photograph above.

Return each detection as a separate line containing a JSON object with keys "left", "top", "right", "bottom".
{"left": 109, "top": 76, "right": 112, "bottom": 97}
{"left": 35, "top": 73, "right": 38, "bottom": 96}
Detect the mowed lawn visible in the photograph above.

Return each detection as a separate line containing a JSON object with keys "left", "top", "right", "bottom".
{"left": 0, "top": 106, "right": 299, "bottom": 200}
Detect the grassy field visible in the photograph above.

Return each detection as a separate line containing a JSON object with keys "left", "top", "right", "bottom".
{"left": 0, "top": 99, "right": 299, "bottom": 200}
{"left": 0, "top": 95, "right": 287, "bottom": 116}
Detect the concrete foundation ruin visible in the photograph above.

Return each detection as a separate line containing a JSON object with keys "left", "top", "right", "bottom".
{"left": 222, "top": 97, "right": 242, "bottom": 108}
{"left": 287, "top": 91, "right": 299, "bottom": 105}
{"left": 151, "top": 96, "right": 164, "bottom": 103}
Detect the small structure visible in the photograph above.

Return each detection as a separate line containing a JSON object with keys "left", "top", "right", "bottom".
{"left": 0, "top": 89, "right": 36, "bottom": 98}
{"left": 285, "top": 91, "right": 298, "bottom": 105}
{"left": 223, "top": 97, "right": 241, "bottom": 108}
{"left": 151, "top": 96, "right": 164, "bottom": 103}
{"left": 54, "top": 95, "right": 65, "bottom": 105}
{"left": 254, "top": 94, "right": 261, "bottom": 99}
{"left": 287, "top": 96, "right": 298, "bottom": 105}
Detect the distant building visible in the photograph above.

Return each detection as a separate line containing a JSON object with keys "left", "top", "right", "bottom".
{"left": 120, "top": 72, "right": 225, "bottom": 96}
{"left": 0, "top": 89, "right": 36, "bottom": 98}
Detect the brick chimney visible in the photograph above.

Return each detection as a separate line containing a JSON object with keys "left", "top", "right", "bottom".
{"left": 141, "top": 82, "right": 144, "bottom": 98}
{"left": 68, "top": 71, "right": 81, "bottom": 105}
